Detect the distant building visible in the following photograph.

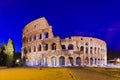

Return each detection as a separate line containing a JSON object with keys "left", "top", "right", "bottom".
{"left": 22, "top": 17, "right": 107, "bottom": 67}
{"left": 108, "top": 58, "right": 120, "bottom": 65}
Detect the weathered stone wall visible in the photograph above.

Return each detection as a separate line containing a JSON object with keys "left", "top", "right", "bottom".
{"left": 22, "top": 17, "right": 107, "bottom": 67}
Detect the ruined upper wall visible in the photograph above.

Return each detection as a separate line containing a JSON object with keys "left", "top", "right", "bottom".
{"left": 22, "top": 17, "right": 54, "bottom": 38}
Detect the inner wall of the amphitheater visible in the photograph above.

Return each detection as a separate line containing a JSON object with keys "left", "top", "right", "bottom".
{"left": 22, "top": 17, "right": 107, "bottom": 67}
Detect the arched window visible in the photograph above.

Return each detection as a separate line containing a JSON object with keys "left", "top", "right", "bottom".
{"left": 30, "top": 37, "right": 32, "bottom": 42}
{"left": 44, "top": 57, "right": 48, "bottom": 66}
{"left": 90, "top": 47, "right": 92, "bottom": 54}
{"left": 98, "top": 58, "right": 100, "bottom": 64}
{"left": 38, "top": 44, "right": 41, "bottom": 51}
{"left": 69, "top": 57, "right": 74, "bottom": 66}
{"left": 68, "top": 44, "right": 73, "bottom": 50}
{"left": 95, "top": 58, "right": 97, "bottom": 65}
{"left": 45, "top": 32, "right": 49, "bottom": 38}
{"left": 39, "top": 34, "right": 42, "bottom": 39}
{"left": 52, "top": 43, "right": 56, "bottom": 50}
{"left": 85, "top": 42, "right": 88, "bottom": 46}
{"left": 29, "top": 47, "right": 31, "bottom": 53}
{"left": 94, "top": 47, "right": 96, "bottom": 53}
{"left": 26, "top": 38, "right": 28, "bottom": 43}
{"left": 51, "top": 56, "right": 56, "bottom": 67}
{"left": 34, "top": 35, "right": 36, "bottom": 40}
{"left": 59, "top": 56, "right": 65, "bottom": 65}
{"left": 98, "top": 48, "right": 100, "bottom": 54}
{"left": 61, "top": 45, "right": 66, "bottom": 50}
{"left": 85, "top": 57, "right": 89, "bottom": 65}
{"left": 23, "top": 48, "right": 27, "bottom": 54}
{"left": 76, "top": 57, "right": 81, "bottom": 65}
{"left": 86, "top": 47, "right": 88, "bottom": 53}
{"left": 44, "top": 44, "right": 48, "bottom": 51}
{"left": 80, "top": 46, "right": 84, "bottom": 51}
{"left": 90, "top": 58, "right": 93, "bottom": 65}
{"left": 34, "top": 46, "right": 36, "bottom": 52}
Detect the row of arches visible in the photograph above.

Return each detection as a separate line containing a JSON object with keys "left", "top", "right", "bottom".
{"left": 85, "top": 57, "right": 105, "bottom": 65}
{"left": 23, "top": 32, "right": 49, "bottom": 43}
{"left": 61, "top": 44, "right": 105, "bottom": 54}
{"left": 23, "top": 43, "right": 56, "bottom": 54}
{"left": 50, "top": 56, "right": 81, "bottom": 66}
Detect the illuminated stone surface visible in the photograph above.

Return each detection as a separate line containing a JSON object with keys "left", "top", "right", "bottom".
{"left": 22, "top": 17, "right": 107, "bottom": 67}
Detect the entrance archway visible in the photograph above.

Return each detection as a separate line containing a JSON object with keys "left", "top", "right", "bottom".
{"left": 90, "top": 58, "right": 93, "bottom": 65}
{"left": 51, "top": 56, "right": 56, "bottom": 67}
{"left": 59, "top": 56, "right": 65, "bottom": 66}
{"left": 76, "top": 57, "right": 81, "bottom": 66}
{"left": 69, "top": 57, "right": 74, "bottom": 66}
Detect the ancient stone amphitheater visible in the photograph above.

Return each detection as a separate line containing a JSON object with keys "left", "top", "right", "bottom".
{"left": 22, "top": 17, "right": 107, "bottom": 67}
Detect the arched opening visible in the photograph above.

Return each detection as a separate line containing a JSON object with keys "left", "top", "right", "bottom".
{"left": 90, "top": 47, "right": 92, "bottom": 54}
{"left": 52, "top": 43, "right": 56, "bottom": 50}
{"left": 44, "top": 44, "right": 48, "bottom": 51}
{"left": 61, "top": 45, "right": 66, "bottom": 50}
{"left": 69, "top": 57, "right": 74, "bottom": 66}
{"left": 95, "top": 58, "right": 97, "bottom": 65}
{"left": 38, "top": 44, "right": 41, "bottom": 51}
{"left": 86, "top": 47, "right": 88, "bottom": 54}
{"left": 34, "top": 46, "right": 36, "bottom": 52}
{"left": 45, "top": 32, "right": 49, "bottom": 38}
{"left": 30, "top": 37, "right": 32, "bottom": 42}
{"left": 101, "top": 59, "right": 103, "bottom": 65}
{"left": 85, "top": 42, "right": 89, "bottom": 46}
{"left": 51, "top": 56, "right": 56, "bottom": 67}
{"left": 80, "top": 46, "right": 84, "bottom": 51}
{"left": 98, "top": 58, "right": 100, "bottom": 65}
{"left": 90, "top": 58, "right": 93, "bottom": 65}
{"left": 85, "top": 57, "right": 89, "bottom": 65}
{"left": 94, "top": 47, "right": 96, "bottom": 53}
{"left": 44, "top": 57, "right": 48, "bottom": 66}
{"left": 28, "top": 47, "right": 31, "bottom": 53}
{"left": 34, "top": 35, "right": 36, "bottom": 40}
{"left": 39, "top": 34, "right": 42, "bottom": 39}
{"left": 76, "top": 57, "right": 81, "bottom": 66}
{"left": 23, "top": 48, "right": 27, "bottom": 54}
{"left": 59, "top": 56, "right": 65, "bottom": 66}
{"left": 26, "top": 38, "right": 28, "bottom": 43}
{"left": 98, "top": 48, "right": 100, "bottom": 54}
{"left": 68, "top": 44, "right": 73, "bottom": 50}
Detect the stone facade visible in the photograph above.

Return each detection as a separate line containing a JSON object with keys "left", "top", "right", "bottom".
{"left": 22, "top": 17, "right": 107, "bottom": 67}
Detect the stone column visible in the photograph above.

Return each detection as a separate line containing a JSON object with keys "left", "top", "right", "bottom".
{"left": 83, "top": 45, "right": 86, "bottom": 66}
{"left": 88, "top": 45, "right": 91, "bottom": 66}
{"left": 49, "top": 30, "right": 54, "bottom": 38}
{"left": 56, "top": 57, "right": 59, "bottom": 67}
{"left": 47, "top": 57, "right": 51, "bottom": 67}
{"left": 73, "top": 41, "right": 77, "bottom": 51}
{"left": 48, "top": 43, "right": 51, "bottom": 51}
{"left": 42, "top": 33, "right": 45, "bottom": 39}
{"left": 93, "top": 58, "right": 95, "bottom": 66}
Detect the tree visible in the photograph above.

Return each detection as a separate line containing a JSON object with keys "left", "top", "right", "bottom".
{"left": 0, "top": 43, "right": 7, "bottom": 66}
{"left": 5, "top": 39, "right": 15, "bottom": 67}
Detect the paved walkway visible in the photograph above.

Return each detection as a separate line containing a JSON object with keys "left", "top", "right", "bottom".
{"left": 70, "top": 68, "right": 120, "bottom": 80}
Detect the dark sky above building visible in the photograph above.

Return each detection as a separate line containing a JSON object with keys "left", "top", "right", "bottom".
{"left": 0, "top": 0, "right": 120, "bottom": 52}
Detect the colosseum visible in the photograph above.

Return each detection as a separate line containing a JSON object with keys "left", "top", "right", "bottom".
{"left": 22, "top": 17, "right": 107, "bottom": 67}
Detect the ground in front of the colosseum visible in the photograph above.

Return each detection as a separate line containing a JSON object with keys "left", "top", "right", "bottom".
{"left": 0, "top": 67, "right": 120, "bottom": 80}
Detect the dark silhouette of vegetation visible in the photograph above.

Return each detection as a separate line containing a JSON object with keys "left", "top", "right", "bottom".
{"left": 0, "top": 39, "right": 15, "bottom": 67}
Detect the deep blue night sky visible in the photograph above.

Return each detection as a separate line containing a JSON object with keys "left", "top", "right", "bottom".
{"left": 0, "top": 0, "right": 120, "bottom": 52}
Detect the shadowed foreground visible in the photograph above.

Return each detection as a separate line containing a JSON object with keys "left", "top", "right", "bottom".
{"left": 0, "top": 68, "right": 120, "bottom": 80}
{"left": 70, "top": 68, "right": 120, "bottom": 80}
{"left": 0, "top": 68, "right": 73, "bottom": 80}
